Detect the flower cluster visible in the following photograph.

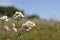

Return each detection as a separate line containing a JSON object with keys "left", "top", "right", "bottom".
{"left": 0, "top": 11, "right": 36, "bottom": 32}
{"left": 14, "top": 11, "right": 24, "bottom": 18}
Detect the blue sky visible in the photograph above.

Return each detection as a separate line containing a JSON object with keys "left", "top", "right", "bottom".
{"left": 0, "top": 0, "right": 60, "bottom": 20}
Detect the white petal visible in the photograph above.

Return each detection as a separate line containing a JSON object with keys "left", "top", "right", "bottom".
{"left": 20, "top": 13, "right": 24, "bottom": 17}
{"left": 13, "top": 11, "right": 24, "bottom": 18}
{"left": 0, "top": 16, "right": 8, "bottom": 20}
{"left": 33, "top": 24, "right": 36, "bottom": 26}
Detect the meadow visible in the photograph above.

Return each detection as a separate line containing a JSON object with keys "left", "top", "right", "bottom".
{"left": 0, "top": 18, "right": 60, "bottom": 40}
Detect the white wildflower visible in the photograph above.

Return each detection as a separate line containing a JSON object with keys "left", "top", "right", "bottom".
{"left": 0, "top": 16, "right": 9, "bottom": 22}
{"left": 14, "top": 11, "right": 24, "bottom": 18}
{"left": 0, "top": 16, "right": 8, "bottom": 20}
{"left": 21, "top": 20, "right": 36, "bottom": 31}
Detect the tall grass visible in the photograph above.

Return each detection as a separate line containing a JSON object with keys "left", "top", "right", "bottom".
{"left": 0, "top": 19, "right": 60, "bottom": 40}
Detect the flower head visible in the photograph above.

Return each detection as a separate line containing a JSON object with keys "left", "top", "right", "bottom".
{"left": 22, "top": 20, "right": 36, "bottom": 31}
{"left": 0, "top": 16, "right": 8, "bottom": 20}
{"left": 14, "top": 11, "right": 24, "bottom": 18}
{"left": 0, "top": 16, "right": 9, "bottom": 22}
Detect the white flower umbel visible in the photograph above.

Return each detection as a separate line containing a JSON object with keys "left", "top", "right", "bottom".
{"left": 4, "top": 26, "right": 11, "bottom": 32}
{"left": 14, "top": 11, "right": 24, "bottom": 18}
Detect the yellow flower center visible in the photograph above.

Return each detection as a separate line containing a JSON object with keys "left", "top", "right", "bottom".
{"left": 24, "top": 25, "right": 29, "bottom": 29}
{"left": 16, "top": 13, "right": 20, "bottom": 15}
